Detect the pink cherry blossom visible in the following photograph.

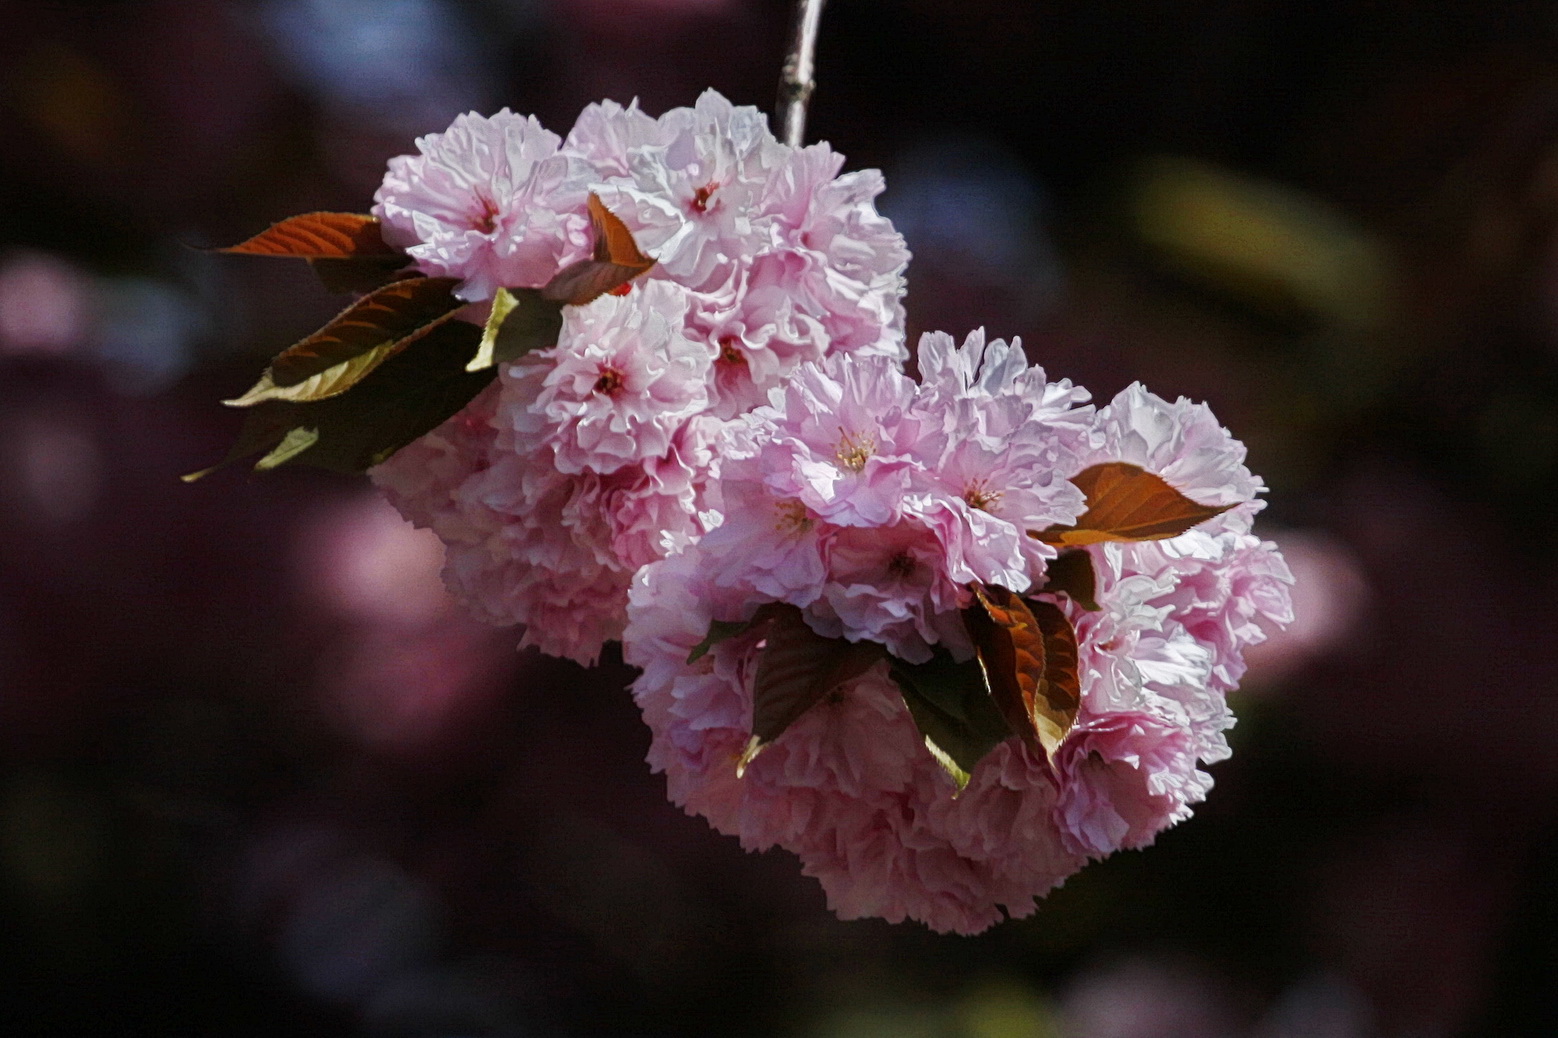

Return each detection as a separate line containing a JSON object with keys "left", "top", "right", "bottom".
{"left": 1128, "top": 524, "right": 1298, "bottom": 694}
{"left": 370, "top": 381, "right": 502, "bottom": 546}
{"left": 738, "top": 353, "right": 927, "bottom": 528}
{"left": 506, "top": 280, "right": 709, "bottom": 475}
{"left": 814, "top": 520, "right": 971, "bottom": 662}
{"left": 757, "top": 145, "right": 910, "bottom": 354}
{"left": 561, "top": 98, "right": 667, "bottom": 179}
{"left": 686, "top": 255, "right": 838, "bottom": 419}
{"left": 1084, "top": 382, "right": 1264, "bottom": 508}
{"left": 1053, "top": 711, "right": 1211, "bottom": 857}
{"left": 1049, "top": 385, "right": 1294, "bottom": 762}
{"left": 611, "top": 90, "right": 789, "bottom": 292}
{"left": 372, "top": 94, "right": 911, "bottom": 667}
{"left": 624, "top": 550, "right": 1077, "bottom": 935}
{"left": 366, "top": 92, "right": 1294, "bottom": 934}
{"left": 373, "top": 111, "right": 595, "bottom": 302}
{"left": 916, "top": 328, "right": 1092, "bottom": 434}
{"left": 617, "top": 330, "right": 1290, "bottom": 933}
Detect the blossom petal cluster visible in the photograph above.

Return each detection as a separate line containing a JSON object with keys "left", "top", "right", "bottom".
{"left": 366, "top": 93, "right": 1292, "bottom": 934}
{"left": 372, "top": 92, "right": 909, "bottom": 664}
{"left": 623, "top": 333, "right": 1293, "bottom": 933}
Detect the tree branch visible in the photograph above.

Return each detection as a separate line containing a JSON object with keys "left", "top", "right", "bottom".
{"left": 775, "top": 0, "right": 827, "bottom": 147}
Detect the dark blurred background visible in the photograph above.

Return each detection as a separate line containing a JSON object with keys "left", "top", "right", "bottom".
{"left": 3, "top": 0, "right": 1558, "bottom": 1034}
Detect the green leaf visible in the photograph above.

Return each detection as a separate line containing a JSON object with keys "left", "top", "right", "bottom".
{"left": 221, "top": 212, "right": 400, "bottom": 259}
{"left": 185, "top": 320, "right": 495, "bottom": 479}
{"left": 181, "top": 402, "right": 302, "bottom": 482}
{"left": 465, "top": 287, "right": 564, "bottom": 373}
{"left": 467, "top": 287, "right": 520, "bottom": 373}
{"left": 739, "top": 605, "right": 885, "bottom": 775}
{"left": 253, "top": 426, "right": 320, "bottom": 470}
{"left": 687, "top": 617, "right": 763, "bottom": 663}
{"left": 888, "top": 650, "right": 1013, "bottom": 792}
{"left": 224, "top": 276, "right": 462, "bottom": 406}
{"left": 1041, "top": 548, "right": 1100, "bottom": 611}
{"left": 919, "top": 738, "right": 972, "bottom": 793}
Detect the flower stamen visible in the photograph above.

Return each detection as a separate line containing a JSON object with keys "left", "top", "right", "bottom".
{"left": 964, "top": 481, "right": 1003, "bottom": 512}
{"left": 835, "top": 429, "right": 876, "bottom": 473}
{"left": 717, "top": 336, "right": 747, "bottom": 367}
{"left": 775, "top": 499, "right": 812, "bottom": 533}
{"left": 593, "top": 367, "right": 625, "bottom": 396}
{"left": 469, "top": 193, "right": 501, "bottom": 233}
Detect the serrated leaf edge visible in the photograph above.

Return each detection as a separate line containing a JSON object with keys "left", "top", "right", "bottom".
{"left": 467, "top": 287, "right": 520, "bottom": 372}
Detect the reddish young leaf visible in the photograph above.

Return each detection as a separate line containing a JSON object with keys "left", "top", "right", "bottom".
{"left": 1041, "top": 548, "right": 1101, "bottom": 611}
{"left": 541, "top": 194, "right": 656, "bottom": 305}
{"left": 1025, "top": 598, "right": 1082, "bottom": 755}
{"left": 224, "top": 276, "right": 462, "bottom": 406}
{"left": 739, "top": 604, "right": 885, "bottom": 774}
{"left": 221, "top": 212, "right": 401, "bottom": 259}
{"left": 1032, "top": 462, "right": 1233, "bottom": 546}
{"left": 964, "top": 585, "right": 1050, "bottom": 756}
{"left": 541, "top": 256, "right": 646, "bottom": 305}
{"left": 308, "top": 256, "right": 414, "bottom": 295}
{"left": 588, "top": 192, "right": 654, "bottom": 268}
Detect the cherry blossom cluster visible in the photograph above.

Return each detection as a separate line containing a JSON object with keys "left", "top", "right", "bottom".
{"left": 364, "top": 94, "right": 1293, "bottom": 933}
{"left": 372, "top": 92, "right": 909, "bottom": 663}
{"left": 623, "top": 333, "right": 1293, "bottom": 933}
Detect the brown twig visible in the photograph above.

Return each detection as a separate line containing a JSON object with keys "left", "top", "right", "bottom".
{"left": 775, "top": 0, "right": 827, "bottom": 147}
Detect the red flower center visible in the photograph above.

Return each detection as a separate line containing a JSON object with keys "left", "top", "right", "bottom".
{"left": 469, "top": 194, "right": 500, "bottom": 233}
{"left": 593, "top": 367, "right": 624, "bottom": 395}
{"left": 717, "top": 336, "right": 746, "bottom": 367}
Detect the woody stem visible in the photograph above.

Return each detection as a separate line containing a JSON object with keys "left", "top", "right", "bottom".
{"left": 775, "top": 0, "right": 827, "bottom": 147}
